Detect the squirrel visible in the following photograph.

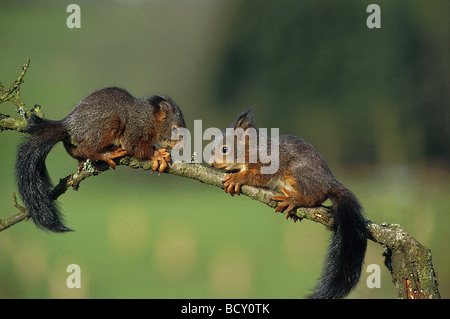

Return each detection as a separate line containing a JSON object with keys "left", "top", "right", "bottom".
{"left": 16, "top": 87, "right": 185, "bottom": 233}
{"left": 208, "top": 109, "right": 368, "bottom": 299}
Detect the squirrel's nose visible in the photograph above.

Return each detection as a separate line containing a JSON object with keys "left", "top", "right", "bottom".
{"left": 207, "top": 156, "right": 215, "bottom": 167}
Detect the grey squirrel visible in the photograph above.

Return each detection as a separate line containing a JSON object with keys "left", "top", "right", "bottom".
{"left": 208, "top": 109, "right": 368, "bottom": 299}
{"left": 16, "top": 87, "right": 185, "bottom": 233}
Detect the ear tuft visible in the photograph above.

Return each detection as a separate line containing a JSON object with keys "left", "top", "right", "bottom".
{"left": 231, "top": 108, "right": 254, "bottom": 130}
{"left": 148, "top": 95, "right": 165, "bottom": 106}
{"left": 150, "top": 95, "right": 172, "bottom": 122}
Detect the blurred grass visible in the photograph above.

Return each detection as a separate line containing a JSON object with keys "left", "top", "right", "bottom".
{"left": 2, "top": 164, "right": 448, "bottom": 298}
{"left": 1, "top": 0, "right": 448, "bottom": 299}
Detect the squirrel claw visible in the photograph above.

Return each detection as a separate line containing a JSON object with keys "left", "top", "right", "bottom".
{"left": 108, "top": 160, "right": 117, "bottom": 170}
{"left": 272, "top": 188, "right": 302, "bottom": 221}
{"left": 77, "top": 161, "right": 84, "bottom": 173}
{"left": 272, "top": 195, "right": 287, "bottom": 202}
{"left": 222, "top": 174, "right": 242, "bottom": 196}
{"left": 150, "top": 148, "right": 171, "bottom": 173}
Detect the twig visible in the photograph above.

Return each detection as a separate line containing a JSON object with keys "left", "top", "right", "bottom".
{"left": 0, "top": 59, "right": 41, "bottom": 132}
{"left": 0, "top": 193, "right": 29, "bottom": 231}
{"left": 0, "top": 58, "right": 30, "bottom": 118}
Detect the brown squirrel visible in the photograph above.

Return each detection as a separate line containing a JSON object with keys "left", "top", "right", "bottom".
{"left": 16, "top": 87, "right": 185, "bottom": 233}
{"left": 208, "top": 109, "right": 368, "bottom": 299}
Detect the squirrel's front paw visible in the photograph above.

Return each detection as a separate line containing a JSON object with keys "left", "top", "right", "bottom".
{"left": 222, "top": 174, "right": 243, "bottom": 196}
{"left": 151, "top": 148, "right": 171, "bottom": 173}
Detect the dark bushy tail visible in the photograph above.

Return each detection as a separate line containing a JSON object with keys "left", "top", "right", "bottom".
{"left": 15, "top": 115, "right": 72, "bottom": 233}
{"left": 310, "top": 184, "right": 367, "bottom": 299}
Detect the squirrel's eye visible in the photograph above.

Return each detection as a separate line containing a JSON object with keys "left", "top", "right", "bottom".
{"left": 172, "top": 127, "right": 177, "bottom": 131}
{"left": 221, "top": 146, "right": 229, "bottom": 154}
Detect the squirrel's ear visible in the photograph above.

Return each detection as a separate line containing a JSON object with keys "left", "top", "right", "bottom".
{"left": 154, "top": 105, "right": 167, "bottom": 122}
{"left": 148, "top": 95, "right": 165, "bottom": 106}
{"left": 232, "top": 108, "right": 254, "bottom": 130}
{"left": 151, "top": 95, "right": 171, "bottom": 122}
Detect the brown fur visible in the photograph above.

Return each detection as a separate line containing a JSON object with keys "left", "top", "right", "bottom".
{"left": 61, "top": 87, "right": 185, "bottom": 172}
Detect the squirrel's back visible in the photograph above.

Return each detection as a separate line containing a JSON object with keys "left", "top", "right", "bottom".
{"left": 271, "top": 135, "right": 336, "bottom": 203}
{"left": 63, "top": 87, "right": 135, "bottom": 143}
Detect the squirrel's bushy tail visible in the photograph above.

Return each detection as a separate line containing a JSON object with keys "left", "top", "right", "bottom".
{"left": 16, "top": 115, "right": 72, "bottom": 233}
{"left": 310, "top": 184, "right": 367, "bottom": 299}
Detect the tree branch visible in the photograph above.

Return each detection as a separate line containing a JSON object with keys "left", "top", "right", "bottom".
{"left": 366, "top": 221, "right": 440, "bottom": 298}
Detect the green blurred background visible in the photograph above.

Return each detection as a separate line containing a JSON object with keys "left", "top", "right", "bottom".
{"left": 1, "top": 0, "right": 448, "bottom": 299}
